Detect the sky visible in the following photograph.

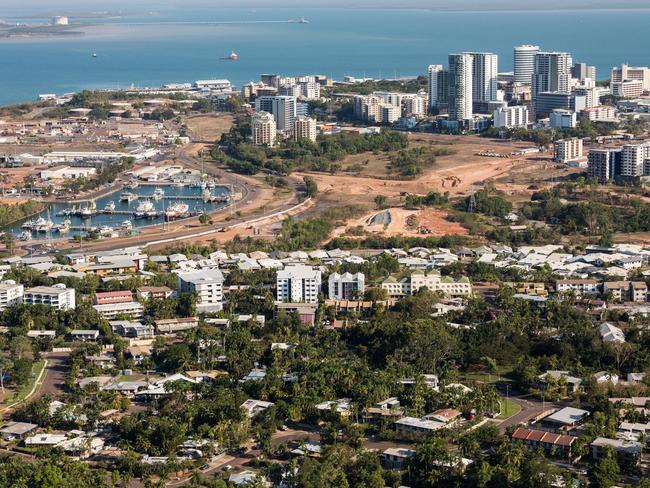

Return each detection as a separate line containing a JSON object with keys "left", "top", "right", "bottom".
{"left": 5, "top": 0, "right": 650, "bottom": 12}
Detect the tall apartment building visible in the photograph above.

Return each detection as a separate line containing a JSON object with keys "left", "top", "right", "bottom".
{"left": 464, "top": 52, "right": 498, "bottom": 103}
{"left": 513, "top": 45, "right": 539, "bottom": 85}
{"left": 427, "top": 64, "right": 448, "bottom": 110}
{"left": 0, "top": 281, "right": 23, "bottom": 310}
{"left": 571, "top": 62, "right": 596, "bottom": 82}
{"left": 251, "top": 111, "right": 277, "bottom": 147}
{"left": 24, "top": 284, "right": 75, "bottom": 310}
{"left": 293, "top": 115, "right": 317, "bottom": 142}
{"left": 328, "top": 272, "right": 365, "bottom": 300}
{"left": 621, "top": 143, "right": 650, "bottom": 177}
{"left": 611, "top": 64, "right": 650, "bottom": 91}
{"left": 176, "top": 269, "right": 224, "bottom": 312}
{"left": 254, "top": 96, "right": 297, "bottom": 132}
{"left": 574, "top": 87, "right": 600, "bottom": 109}
{"left": 402, "top": 95, "right": 427, "bottom": 117}
{"left": 555, "top": 138, "right": 584, "bottom": 163}
{"left": 276, "top": 265, "right": 322, "bottom": 303}
{"left": 532, "top": 52, "right": 572, "bottom": 101}
{"left": 587, "top": 148, "right": 622, "bottom": 183}
{"left": 448, "top": 53, "right": 473, "bottom": 121}
{"left": 493, "top": 105, "right": 529, "bottom": 128}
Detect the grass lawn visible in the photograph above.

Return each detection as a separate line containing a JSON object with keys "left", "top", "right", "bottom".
{"left": 2, "top": 359, "right": 46, "bottom": 406}
{"left": 497, "top": 398, "right": 522, "bottom": 420}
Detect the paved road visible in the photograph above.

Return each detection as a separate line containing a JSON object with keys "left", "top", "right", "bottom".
{"left": 498, "top": 394, "right": 564, "bottom": 432}
{"left": 35, "top": 352, "right": 69, "bottom": 400}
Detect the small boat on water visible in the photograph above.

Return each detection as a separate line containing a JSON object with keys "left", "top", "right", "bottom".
{"left": 80, "top": 201, "right": 96, "bottom": 218}
{"left": 36, "top": 218, "right": 54, "bottom": 233}
{"left": 104, "top": 201, "right": 116, "bottom": 212}
{"left": 54, "top": 219, "right": 71, "bottom": 234}
{"left": 120, "top": 191, "right": 138, "bottom": 203}
{"left": 202, "top": 188, "right": 212, "bottom": 201}
{"left": 21, "top": 220, "right": 34, "bottom": 229}
{"left": 135, "top": 199, "right": 156, "bottom": 218}
{"left": 152, "top": 187, "right": 165, "bottom": 200}
{"left": 165, "top": 202, "right": 189, "bottom": 219}
{"left": 126, "top": 179, "right": 139, "bottom": 190}
{"left": 222, "top": 51, "right": 238, "bottom": 61}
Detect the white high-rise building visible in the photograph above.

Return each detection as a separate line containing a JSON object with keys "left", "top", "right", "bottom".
{"left": 402, "top": 95, "right": 427, "bottom": 117}
{"left": 293, "top": 116, "right": 317, "bottom": 142}
{"left": 328, "top": 272, "right": 365, "bottom": 300}
{"left": 514, "top": 45, "right": 540, "bottom": 85}
{"left": 621, "top": 143, "right": 650, "bottom": 177}
{"left": 428, "top": 64, "right": 444, "bottom": 110}
{"left": 251, "top": 111, "right": 277, "bottom": 147}
{"left": 464, "top": 52, "right": 498, "bottom": 103}
{"left": 177, "top": 269, "right": 224, "bottom": 312}
{"left": 532, "top": 52, "right": 572, "bottom": 100}
{"left": 493, "top": 105, "right": 529, "bottom": 128}
{"left": 276, "top": 265, "right": 322, "bottom": 303}
{"left": 448, "top": 53, "right": 473, "bottom": 121}
{"left": 254, "top": 96, "right": 297, "bottom": 132}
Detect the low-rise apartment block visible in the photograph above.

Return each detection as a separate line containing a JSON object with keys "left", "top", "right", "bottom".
{"left": 0, "top": 280, "right": 23, "bottom": 310}
{"left": 276, "top": 265, "right": 322, "bottom": 303}
{"left": 24, "top": 284, "right": 75, "bottom": 310}
{"left": 328, "top": 272, "right": 365, "bottom": 300}
{"left": 176, "top": 269, "right": 224, "bottom": 312}
{"left": 382, "top": 270, "right": 472, "bottom": 298}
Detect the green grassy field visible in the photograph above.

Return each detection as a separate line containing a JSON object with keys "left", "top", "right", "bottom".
{"left": 497, "top": 398, "right": 522, "bottom": 420}
{"left": 2, "top": 359, "right": 46, "bottom": 406}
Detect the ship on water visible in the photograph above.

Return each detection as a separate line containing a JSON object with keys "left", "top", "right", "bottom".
{"left": 135, "top": 199, "right": 157, "bottom": 219}
{"left": 165, "top": 202, "right": 189, "bottom": 219}
{"left": 222, "top": 51, "right": 238, "bottom": 60}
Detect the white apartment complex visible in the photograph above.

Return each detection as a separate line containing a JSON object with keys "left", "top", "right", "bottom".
{"left": 448, "top": 53, "right": 474, "bottom": 121}
{"left": 293, "top": 116, "right": 317, "bottom": 142}
{"left": 24, "top": 284, "right": 76, "bottom": 310}
{"left": 612, "top": 80, "right": 644, "bottom": 99}
{"left": 427, "top": 64, "right": 446, "bottom": 110}
{"left": 465, "top": 52, "right": 498, "bottom": 103}
{"left": 255, "top": 96, "right": 297, "bottom": 132}
{"left": 328, "top": 272, "right": 365, "bottom": 300}
{"left": 0, "top": 281, "right": 23, "bottom": 310}
{"left": 493, "top": 105, "right": 529, "bottom": 128}
{"left": 611, "top": 64, "right": 650, "bottom": 91}
{"left": 276, "top": 265, "right": 322, "bottom": 303}
{"left": 513, "top": 45, "right": 539, "bottom": 85}
{"left": 532, "top": 52, "right": 572, "bottom": 99}
{"left": 176, "top": 269, "right": 225, "bottom": 312}
{"left": 555, "top": 138, "right": 584, "bottom": 163}
{"left": 382, "top": 271, "right": 472, "bottom": 298}
{"left": 251, "top": 111, "right": 277, "bottom": 147}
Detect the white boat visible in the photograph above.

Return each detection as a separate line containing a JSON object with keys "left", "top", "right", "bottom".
{"left": 99, "top": 226, "right": 114, "bottom": 235}
{"left": 80, "top": 201, "right": 96, "bottom": 218}
{"left": 202, "top": 188, "right": 211, "bottom": 200}
{"left": 120, "top": 191, "right": 138, "bottom": 203}
{"left": 104, "top": 201, "right": 116, "bottom": 212}
{"left": 19, "top": 231, "right": 31, "bottom": 241}
{"left": 121, "top": 220, "right": 133, "bottom": 230}
{"left": 152, "top": 188, "right": 165, "bottom": 200}
{"left": 136, "top": 199, "right": 155, "bottom": 213}
{"left": 165, "top": 202, "right": 189, "bottom": 218}
{"left": 36, "top": 218, "right": 54, "bottom": 233}
{"left": 126, "top": 179, "right": 139, "bottom": 190}
{"left": 55, "top": 219, "right": 71, "bottom": 234}
{"left": 21, "top": 220, "right": 34, "bottom": 229}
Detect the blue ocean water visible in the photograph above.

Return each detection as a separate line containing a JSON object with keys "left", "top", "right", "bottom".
{"left": 0, "top": 7, "right": 649, "bottom": 105}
